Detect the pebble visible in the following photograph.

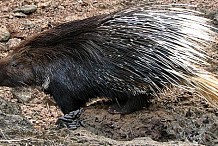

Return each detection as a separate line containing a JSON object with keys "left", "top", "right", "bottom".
{"left": 0, "top": 26, "right": 10, "bottom": 42}
{"left": 22, "top": 20, "right": 35, "bottom": 29}
{"left": 6, "top": 38, "right": 22, "bottom": 48}
{"left": 97, "top": 3, "right": 108, "bottom": 9}
{"left": 1, "top": 6, "right": 9, "bottom": 12}
{"left": 58, "top": 6, "right": 65, "bottom": 10}
{"left": 93, "top": 0, "right": 98, "bottom": 4}
{"left": 13, "top": 5, "right": 37, "bottom": 14}
{"left": 13, "top": 12, "right": 27, "bottom": 18}
{"left": 65, "top": 15, "right": 78, "bottom": 21}
{"left": 0, "top": 97, "right": 21, "bottom": 115}
{"left": 11, "top": 87, "right": 33, "bottom": 103}
{"left": 0, "top": 43, "right": 7, "bottom": 51}
{"left": 9, "top": 15, "right": 14, "bottom": 19}
{"left": 38, "top": 1, "right": 51, "bottom": 8}
{"left": 214, "top": 12, "right": 218, "bottom": 22}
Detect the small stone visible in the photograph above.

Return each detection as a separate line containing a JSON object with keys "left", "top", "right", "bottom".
{"left": 78, "top": 0, "right": 83, "bottom": 3}
{"left": 9, "top": 15, "right": 14, "bottom": 19}
{"left": 11, "top": 87, "right": 33, "bottom": 103}
{"left": 93, "top": 0, "right": 98, "bottom": 4}
{"left": 65, "top": 15, "right": 78, "bottom": 21}
{"left": 0, "top": 43, "right": 7, "bottom": 51}
{"left": 0, "top": 26, "right": 10, "bottom": 42}
{"left": 0, "top": 97, "right": 21, "bottom": 115}
{"left": 6, "top": 38, "right": 22, "bottom": 48}
{"left": 80, "top": 2, "right": 89, "bottom": 7}
{"left": 1, "top": 6, "right": 9, "bottom": 12}
{"left": 13, "top": 5, "right": 37, "bottom": 14}
{"left": 214, "top": 12, "right": 218, "bottom": 22}
{"left": 38, "top": 1, "right": 51, "bottom": 8}
{"left": 13, "top": 12, "right": 27, "bottom": 18}
{"left": 22, "top": 20, "right": 35, "bottom": 29}
{"left": 97, "top": 3, "right": 108, "bottom": 9}
{"left": 58, "top": 6, "right": 65, "bottom": 10}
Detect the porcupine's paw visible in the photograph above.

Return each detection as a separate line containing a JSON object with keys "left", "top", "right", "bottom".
{"left": 56, "top": 108, "right": 85, "bottom": 130}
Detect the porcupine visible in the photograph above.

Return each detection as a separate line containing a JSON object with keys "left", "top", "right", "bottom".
{"left": 0, "top": 5, "right": 218, "bottom": 128}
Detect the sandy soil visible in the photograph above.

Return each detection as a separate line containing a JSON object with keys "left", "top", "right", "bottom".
{"left": 0, "top": 0, "right": 217, "bottom": 145}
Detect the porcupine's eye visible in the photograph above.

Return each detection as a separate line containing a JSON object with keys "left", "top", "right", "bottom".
{"left": 11, "top": 62, "right": 18, "bottom": 68}
{"left": 10, "top": 61, "right": 22, "bottom": 69}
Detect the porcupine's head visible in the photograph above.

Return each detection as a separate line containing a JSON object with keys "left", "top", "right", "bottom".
{"left": 0, "top": 45, "right": 37, "bottom": 87}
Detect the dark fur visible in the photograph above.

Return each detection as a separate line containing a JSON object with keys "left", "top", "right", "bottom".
{"left": 0, "top": 6, "right": 217, "bottom": 114}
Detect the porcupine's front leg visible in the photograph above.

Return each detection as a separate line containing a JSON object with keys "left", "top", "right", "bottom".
{"left": 46, "top": 85, "right": 87, "bottom": 129}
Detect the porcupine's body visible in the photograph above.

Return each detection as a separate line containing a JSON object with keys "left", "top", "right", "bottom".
{"left": 0, "top": 6, "right": 218, "bottom": 118}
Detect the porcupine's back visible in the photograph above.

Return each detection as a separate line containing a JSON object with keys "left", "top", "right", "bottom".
{"left": 93, "top": 6, "right": 218, "bottom": 104}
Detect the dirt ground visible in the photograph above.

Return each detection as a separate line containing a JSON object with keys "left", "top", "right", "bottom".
{"left": 0, "top": 0, "right": 218, "bottom": 145}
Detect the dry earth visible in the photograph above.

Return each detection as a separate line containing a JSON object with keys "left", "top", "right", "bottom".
{"left": 0, "top": 0, "right": 218, "bottom": 145}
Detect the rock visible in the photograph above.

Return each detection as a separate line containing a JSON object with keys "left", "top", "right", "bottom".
{"left": 1, "top": 6, "right": 9, "bottom": 12}
{"left": 0, "top": 26, "right": 10, "bottom": 42}
{"left": 13, "top": 5, "right": 37, "bottom": 14}
{"left": 0, "top": 96, "right": 21, "bottom": 115}
{"left": 206, "top": 10, "right": 218, "bottom": 24}
{"left": 0, "top": 43, "right": 7, "bottom": 51}
{"left": 6, "top": 38, "right": 22, "bottom": 48}
{"left": 38, "top": 1, "right": 51, "bottom": 8}
{"left": 13, "top": 12, "right": 27, "bottom": 18}
{"left": 93, "top": 1, "right": 98, "bottom": 4}
{"left": 97, "top": 3, "right": 109, "bottom": 9}
{"left": 21, "top": 20, "right": 36, "bottom": 30}
{"left": 214, "top": 12, "right": 218, "bottom": 22}
{"left": 58, "top": 5, "right": 65, "bottom": 10}
{"left": 11, "top": 87, "right": 33, "bottom": 103}
{"left": 9, "top": 15, "right": 14, "bottom": 19}
{"left": 65, "top": 15, "right": 78, "bottom": 21}
{"left": 0, "top": 112, "right": 33, "bottom": 137}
